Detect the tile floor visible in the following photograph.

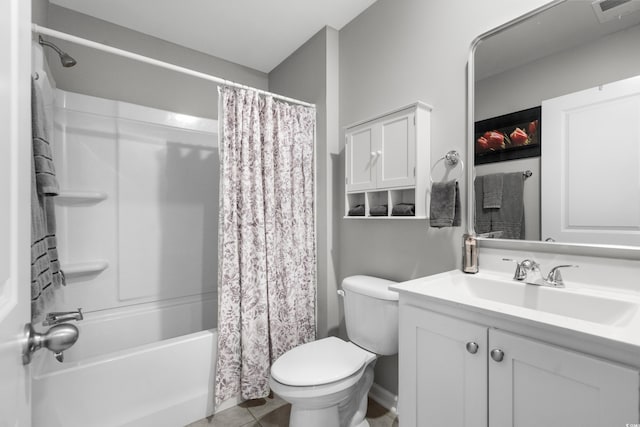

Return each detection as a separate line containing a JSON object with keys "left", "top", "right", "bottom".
{"left": 186, "top": 394, "right": 399, "bottom": 427}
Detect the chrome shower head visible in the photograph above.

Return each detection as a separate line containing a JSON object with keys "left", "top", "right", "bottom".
{"left": 39, "top": 36, "right": 77, "bottom": 68}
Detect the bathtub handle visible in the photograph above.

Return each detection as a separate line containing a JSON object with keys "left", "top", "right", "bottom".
{"left": 43, "top": 308, "right": 84, "bottom": 326}
{"left": 22, "top": 322, "right": 79, "bottom": 365}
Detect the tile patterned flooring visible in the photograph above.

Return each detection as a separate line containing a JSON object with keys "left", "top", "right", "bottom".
{"left": 186, "top": 394, "right": 399, "bottom": 427}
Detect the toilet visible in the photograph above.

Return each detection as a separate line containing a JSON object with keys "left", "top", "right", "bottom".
{"left": 269, "top": 275, "right": 398, "bottom": 427}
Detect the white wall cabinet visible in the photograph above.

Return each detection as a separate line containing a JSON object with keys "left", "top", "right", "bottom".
{"left": 345, "top": 102, "right": 431, "bottom": 218}
{"left": 399, "top": 307, "right": 640, "bottom": 427}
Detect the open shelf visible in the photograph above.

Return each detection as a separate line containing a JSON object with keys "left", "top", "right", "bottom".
{"left": 345, "top": 188, "right": 425, "bottom": 219}
{"left": 56, "top": 191, "right": 108, "bottom": 204}
{"left": 62, "top": 260, "right": 109, "bottom": 279}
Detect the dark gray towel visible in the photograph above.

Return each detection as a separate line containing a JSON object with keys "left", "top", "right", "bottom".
{"left": 348, "top": 204, "right": 365, "bottom": 216}
{"left": 474, "top": 176, "right": 491, "bottom": 234}
{"left": 483, "top": 173, "right": 503, "bottom": 209}
{"left": 369, "top": 204, "right": 388, "bottom": 216}
{"left": 392, "top": 203, "right": 415, "bottom": 216}
{"left": 430, "top": 180, "right": 460, "bottom": 228}
{"left": 492, "top": 172, "right": 525, "bottom": 239}
{"left": 31, "top": 78, "right": 64, "bottom": 322}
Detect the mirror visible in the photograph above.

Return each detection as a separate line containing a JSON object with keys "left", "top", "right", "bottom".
{"left": 469, "top": 0, "right": 640, "bottom": 251}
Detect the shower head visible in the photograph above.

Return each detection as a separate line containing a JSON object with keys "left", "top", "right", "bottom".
{"left": 39, "top": 36, "right": 77, "bottom": 68}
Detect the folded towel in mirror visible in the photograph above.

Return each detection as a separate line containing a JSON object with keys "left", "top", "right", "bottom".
{"left": 483, "top": 173, "right": 503, "bottom": 209}
{"left": 348, "top": 204, "right": 365, "bottom": 216}
{"left": 430, "top": 180, "right": 460, "bottom": 227}
{"left": 370, "top": 204, "right": 388, "bottom": 216}
{"left": 392, "top": 203, "right": 415, "bottom": 216}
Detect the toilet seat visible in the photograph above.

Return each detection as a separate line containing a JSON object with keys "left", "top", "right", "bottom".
{"left": 271, "top": 337, "right": 375, "bottom": 387}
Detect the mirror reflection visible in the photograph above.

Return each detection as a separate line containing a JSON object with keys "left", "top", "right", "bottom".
{"left": 473, "top": 0, "right": 640, "bottom": 246}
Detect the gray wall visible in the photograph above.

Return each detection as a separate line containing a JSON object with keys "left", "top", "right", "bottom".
{"left": 31, "top": 0, "right": 48, "bottom": 26}
{"left": 338, "top": 0, "right": 550, "bottom": 396}
{"left": 269, "top": 27, "right": 341, "bottom": 339}
{"left": 45, "top": 5, "right": 268, "bottom": 119}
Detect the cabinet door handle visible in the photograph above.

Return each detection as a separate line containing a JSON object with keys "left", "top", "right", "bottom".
{"left": 465, "top": 341, "right": 479, "bottom": 354}
{"left": 490, "top": 348, "right": 504, "bottom": 362}
{"left": 376, "top": 150, "right": 382, "bottom": 156}
{"left": 370, "top": 151, "right": 376, "bottom": 157}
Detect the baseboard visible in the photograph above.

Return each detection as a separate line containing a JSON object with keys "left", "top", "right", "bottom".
{"left": 368, "top": 382, "right": 398, "bottom": 415}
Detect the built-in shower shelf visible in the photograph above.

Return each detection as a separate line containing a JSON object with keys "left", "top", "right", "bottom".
{"left": 56, "top": 191, "right": 108, "bottom": 204}
{"left": 62, "top": 261, "right": 109, "bottom": 278}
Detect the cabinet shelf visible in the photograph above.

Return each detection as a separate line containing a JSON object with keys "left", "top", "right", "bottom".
{"left": 61, "top": 260, "right": 109, "bottom": 279}
{"left": 56, "top": 191, "right": 108, "bottom": 204}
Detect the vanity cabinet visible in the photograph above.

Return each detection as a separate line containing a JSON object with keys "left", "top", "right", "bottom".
{"left": 399, "top": 307, "right": 487, "bottom": 427}
{"left": 399, "top": 307, "right": 640, "bottom": 427}
{"left": 344, "top": 102, "right": 431, "bottom": 218}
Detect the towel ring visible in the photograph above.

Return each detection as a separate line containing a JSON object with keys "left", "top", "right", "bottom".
{"left": 430, "top": 150, "right": 464, "bottom": 183}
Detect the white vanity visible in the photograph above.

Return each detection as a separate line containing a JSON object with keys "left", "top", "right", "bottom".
{"left": 391, "top": 261, "right": 640, "bottom": 427}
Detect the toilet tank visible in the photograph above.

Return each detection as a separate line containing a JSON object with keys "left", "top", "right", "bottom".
{"left": 341, "top": 275, "right": 399, "bottom": 356}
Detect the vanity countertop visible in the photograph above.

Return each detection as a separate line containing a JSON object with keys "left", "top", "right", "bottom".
{"left": 390, "top": 269, "right": 640, "bottom": 366}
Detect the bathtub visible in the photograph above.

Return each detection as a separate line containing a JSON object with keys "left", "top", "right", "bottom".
{"left": 32, "top": 296, "right": 218, "bottom": 427}
{"left": 33, "top": 328, "right": 217, "bottom": 427}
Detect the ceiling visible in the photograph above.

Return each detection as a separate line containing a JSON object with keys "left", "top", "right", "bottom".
{"left": 475, "top": 0, "right": 640, "bottom": 81}
{"left": 49, "top": 0, "right": 377, "bottom": 73}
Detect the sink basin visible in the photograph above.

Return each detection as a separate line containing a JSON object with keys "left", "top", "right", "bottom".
{"left": 420, "top": 273, "right": 638, "bottom": 327}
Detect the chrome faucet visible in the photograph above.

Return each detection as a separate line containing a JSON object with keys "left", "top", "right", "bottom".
{"left": 503, "top": 259, "right": 578, "bottom": 288}
{"left": 43, "top": 308, "right": 83, "bottom": 326}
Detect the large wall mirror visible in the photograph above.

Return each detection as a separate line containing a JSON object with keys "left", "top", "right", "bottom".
{"left": 468, "top": 0, "right": 640, "bottom": 255}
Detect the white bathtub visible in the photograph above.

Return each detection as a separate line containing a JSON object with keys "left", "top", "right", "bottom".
{"left": 33, "top": 328, "right": 217, "bottom": 427}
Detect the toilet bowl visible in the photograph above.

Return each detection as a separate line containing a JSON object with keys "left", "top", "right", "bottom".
{"left": 269, "top": 337, "right": 377, "bottom": 427}
{"left": 269, "top": 275, "right": 399, "bottom": 427}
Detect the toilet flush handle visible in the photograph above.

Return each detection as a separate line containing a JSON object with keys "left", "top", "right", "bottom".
{"left": 337, "top": 290, "right": 345, "bottom": 298}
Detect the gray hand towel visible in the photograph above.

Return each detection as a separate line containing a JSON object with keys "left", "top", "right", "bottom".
{"left": 430, "top": 180, "right": 460, "bottom": 228}
{"left": 369, "top": 204, "right": 388, "bottom": 216}
{"left": 31, "top": 78, "right": 64, "bottom": 322}
{"left": 483, "top": 173, "right": 503, "bottom": 209}
{"left": 491, "top": 172, "right": 525, "bottom": 239}
{"left": 392, "top": 203, "right": 415, "bottom": 216}
{"left": 474, "top": 176, "right": 492, "bottom": 234}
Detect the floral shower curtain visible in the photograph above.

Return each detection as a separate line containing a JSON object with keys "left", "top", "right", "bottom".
{"left": 215, "top": 87, "right": 316, "bottom": 406}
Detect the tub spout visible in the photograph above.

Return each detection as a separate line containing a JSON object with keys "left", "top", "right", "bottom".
{"left": 43, "top": 308, "right": 83, "bottom": 326}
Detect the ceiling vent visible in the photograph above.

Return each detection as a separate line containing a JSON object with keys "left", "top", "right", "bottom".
{"left": 592, "top": 0, "right": 640, "bottom": 22}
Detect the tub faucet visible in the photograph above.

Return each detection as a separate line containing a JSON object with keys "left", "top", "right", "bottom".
{"left": 43, "top": 308, "right": 83, "bottom": 326}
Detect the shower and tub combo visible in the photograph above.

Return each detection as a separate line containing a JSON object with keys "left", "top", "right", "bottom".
{"left": 30, "top": 23, "right": 318, "bottom": 427}
{"left": 30, "top": 58, "right": 220, "bottom": 425}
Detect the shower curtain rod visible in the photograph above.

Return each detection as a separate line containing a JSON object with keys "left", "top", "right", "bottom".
{"left": 31, "top": 24, "right": 316, "bottom": 108}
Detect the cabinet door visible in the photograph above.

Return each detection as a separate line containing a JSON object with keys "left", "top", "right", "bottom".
{"left": 378, "top": 112, "right": 416, "bottom": 189}
{"left": 399, "top": 306, "right": 487, "bottom": 427}
{"left": 489, "top": 329, "right": 640, "bottom": 427}
{"left": 345, "top": 124, "right": 378, "bottom": 192}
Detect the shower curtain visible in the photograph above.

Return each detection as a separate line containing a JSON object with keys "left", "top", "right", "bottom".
{"left": 215, "top": 87, "right": 316, "bottom": 405}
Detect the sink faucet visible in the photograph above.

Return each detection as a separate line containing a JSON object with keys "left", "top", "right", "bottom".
{"left": 503, "top": 259, "right": 578, "bottom": 288}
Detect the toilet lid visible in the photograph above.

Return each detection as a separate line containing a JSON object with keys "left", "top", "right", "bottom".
{"left": 271, "top": 337, "right": 372, "bottom": 386}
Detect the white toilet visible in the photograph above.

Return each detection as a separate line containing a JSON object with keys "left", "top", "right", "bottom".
{"left": 269, "top": 275, "right": 398, "bottom": 427}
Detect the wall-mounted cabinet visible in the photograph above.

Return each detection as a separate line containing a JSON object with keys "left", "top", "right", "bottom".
{"left": 345, "top": 102, "right": 432, "bottom": 219}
